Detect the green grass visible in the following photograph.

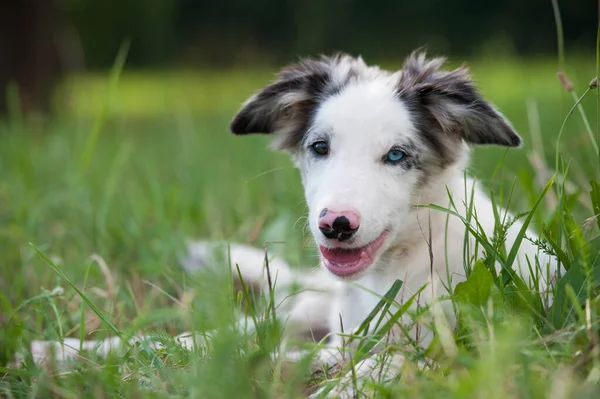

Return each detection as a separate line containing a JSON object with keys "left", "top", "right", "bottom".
{"left": 1, "top": 54, "right": 600, "bottom": 398}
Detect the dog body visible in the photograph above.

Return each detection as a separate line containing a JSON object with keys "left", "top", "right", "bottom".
{"left": 19, "top": 53, "right": 558, "bottom": 396}
{"left": 225, "top": 52, "right": 558, "bottom": 380}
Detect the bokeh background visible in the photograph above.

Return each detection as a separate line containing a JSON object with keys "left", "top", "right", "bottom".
{"left": 1, "top": 1, "right": 599, "bottom": 378}
{"left": 0, "top": 0, "right": 596, "bottom": 116}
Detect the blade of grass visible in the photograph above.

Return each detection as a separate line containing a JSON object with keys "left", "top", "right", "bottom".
{"left": 79, "top": 40, "right": 131, "bottom": 176}
{"left": 352, "top": 280, "right": 403, "bottom": 338}
{"left": 0, "top": 367, "right": 37, "bottom": 377}
{"left": 597, "top": 23, "right": 600, "bottom": 172}
{"left": 555, "top": 88, "right": 593, "bottom": 174}
{"left": 504, "top": 176, "right": 555, "bottom": 271}
{"left": 543, "top": 229, "right": 572, "bottom": 270}
{"left": 424, "top": 203, "right": 506, "bottom": 268}
{"left": 79, "top": 260, "right": 94, "bottom": 352}
{"left": 355, "top": 286, "right": 426, "bottom": 359}
{"left": 29, "top": 243, "right": 123, "bottom": 340}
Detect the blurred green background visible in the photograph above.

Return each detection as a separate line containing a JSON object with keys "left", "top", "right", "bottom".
{"left": 0, "top": 0, "right": 596, "bottom": 115}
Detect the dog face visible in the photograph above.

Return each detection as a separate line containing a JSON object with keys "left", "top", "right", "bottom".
{"left": 230, "top": 52, "right": 521, "bottom": 280}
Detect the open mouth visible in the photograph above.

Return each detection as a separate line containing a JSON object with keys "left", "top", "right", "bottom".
{"left": 319, "top": 231, "right": 388, "bottom": 277}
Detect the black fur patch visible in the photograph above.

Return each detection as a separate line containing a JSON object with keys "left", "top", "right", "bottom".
{"left": 230, "top": 77, "right": 307, "bottom": 134}
{"left": 398, "top": 92, "right": 456, "bottom": 168}
{"left": 397, "top": 52, "right": 522, "bottom": 156}
{"left": 230, "top": 54, "right": 357, "bottom": 151}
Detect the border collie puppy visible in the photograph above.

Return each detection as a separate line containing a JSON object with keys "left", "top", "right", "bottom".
{"left": 222, "top": 51, "right": 557, "bottom": 394}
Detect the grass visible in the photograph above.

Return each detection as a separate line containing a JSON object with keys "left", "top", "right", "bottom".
{"left": 1, "top": 50, "right": 600, "bottom": 398}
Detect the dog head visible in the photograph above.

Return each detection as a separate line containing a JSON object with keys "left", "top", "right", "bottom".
{"left": 230, "top": 52, "right": 521, "bottom": 280}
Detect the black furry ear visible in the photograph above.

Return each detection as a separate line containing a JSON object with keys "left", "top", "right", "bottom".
{"left": 398, "top": 52, "right": 521, "bottom": 148}
{"left": 230, "top": 54, "right": 356, "bottom": 151}
{"left": 230, "top": 66, "right": 326, "bottom": 135}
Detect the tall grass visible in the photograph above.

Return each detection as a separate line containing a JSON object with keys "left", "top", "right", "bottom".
{"left": 1, "top": 6, "right": 600, "bottom": 398}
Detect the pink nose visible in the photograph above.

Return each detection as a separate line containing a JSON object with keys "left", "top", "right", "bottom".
{"left": 318, "top": 208, "right": 360, "bottom": 241}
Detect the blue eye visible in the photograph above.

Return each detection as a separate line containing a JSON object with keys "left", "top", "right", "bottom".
{"left": 311, "top": 141, "right": 329, "bottom": 156}
{"left": 385, "top": 149, "right": 406, "bottom": 164}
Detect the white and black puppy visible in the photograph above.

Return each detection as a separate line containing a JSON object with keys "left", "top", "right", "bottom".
{"left": 20, "top": 53, "right": 558, "bottom": 396}
{"left": 217, "top": 51, "right": 558, "bottom": 390}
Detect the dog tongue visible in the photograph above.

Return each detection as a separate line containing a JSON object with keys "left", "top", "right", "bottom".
{"left": 319, "top": 232, "right": 388, "bottom": 276}
{"left": 320, "top": 247, "right": 364, "bottom": 264}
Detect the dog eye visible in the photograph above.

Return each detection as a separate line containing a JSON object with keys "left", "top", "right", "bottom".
{"left": 310, "top": 141, "right": 329, "bottom": 156}
{"left": 385, "top": 149, "right": 406, "bottom": 164}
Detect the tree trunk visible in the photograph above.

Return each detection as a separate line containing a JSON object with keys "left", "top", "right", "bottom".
{"left": 0, "top": 0, "right": 70, "bottom": 117}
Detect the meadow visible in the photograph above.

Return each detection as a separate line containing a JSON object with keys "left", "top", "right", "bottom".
{"left": 1, "top": 52, "right": 600, "bottom": 398}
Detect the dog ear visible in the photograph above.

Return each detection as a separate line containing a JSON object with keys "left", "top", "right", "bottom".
{"left": 230, "top": 55, "right": 352, "bottom": 150}
{"left": 398, "top": 52, "right": 521, "bottom": 147}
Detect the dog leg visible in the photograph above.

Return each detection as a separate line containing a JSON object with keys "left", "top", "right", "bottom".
{"left": 183, "top": 240, "right": 337, "bottom": 341}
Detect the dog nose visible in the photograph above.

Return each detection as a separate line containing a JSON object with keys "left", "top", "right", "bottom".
{"left": 318, "top": 208, "right": 360, "bottom": 241}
